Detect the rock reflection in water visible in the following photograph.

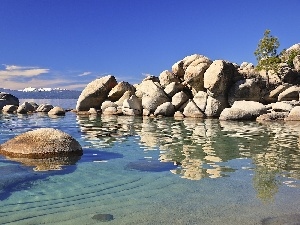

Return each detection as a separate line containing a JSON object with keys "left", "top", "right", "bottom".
{"left": 221, "top": 120, "right": 300, "bottom": 201}
{"left": 77, "top": 115, "right": 142, "bottom": 148}
{"left": 77, "top": 115, "right": 300, "bottom": 201}
{"left": 5, "top": 155, "right": 82, "bottom": 171}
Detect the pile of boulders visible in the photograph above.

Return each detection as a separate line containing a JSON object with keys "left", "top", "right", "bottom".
{"left": 75, "top": 47, "right": 300, "bottom": 121}
{"left": 0, "top": 93, "right": 66, "bottom": 116}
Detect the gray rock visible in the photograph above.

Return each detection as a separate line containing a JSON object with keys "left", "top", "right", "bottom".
{"left": 256, "top": 112, "right": 289, "bottom": 121}
{"left": 0, "top": 92, "right": 19, "bottom": 110}
{"left": 159, "top": 70, "right": 180, "bottom": 87}
{"left": 17, "top": 102, "right": 36, "bottom": 114}
{"left": 142, "top": 75, "right": 160, "bottom": 83}
{"left": 122, "top": 95, "right": 142, "bottom": 116}
{"left": 36, "top": 104, "right": 54, "bottom": 112}
{"left": 154, "top": 102, "right": 175, "bottom": 117}
{"left": 102, "top": 106, "right": 119, "bottom": 115}
{"left": 272, "top": 102, "right": 293, "bottom": 112}
{"left": 279, "top": 63, "right": 300, "bottom": 85}
{"left": 204, "top": 60, "right": 235, "bottom": 96}
{"left": 76, "top": 75, "right": 117, "bottom": 111}
{"left": 278, "top": 86, "right": 300, "bottom": 101}
{"left": 219, "top": 108, "right": 252, "bottom": 120}
{"left": 0, "top": 128, "right": 82, "bottom": 157}
{"left": 2, "top": 105, "right": 17, "bottom": 113}
{"left": 115, "top": 90, "right": 132, "bottom": 107}
{"left": 101, "top": 101, "right": 118, "bottom": 111}
{"left": 228, "top": 79, "right": 265, "bottom": 106}
{"left": 171, "top": 60, "right": 185, "bottom": 78}
{"left": 294, "top": 55, "right": 300, "bottom": 72}
{"left": 269, "top": 83, "right": 292, "bottom": 99}
{"left": 193, "top": 91, "right": 208, "bottom": 112}
{"left": 164, "top": 82, "right": 185, "bottom": 98}
{"left": 108, "top": 81, "right": 135, "bottom": 102}
{"left": 48, "top": 106, "right": 65, "bottom": 116}
{"left": 172, "top": 91, "right": 189, "bottom": 110}
{"left": 184, "top": 56, "right": 212, "bottom": 93}
{"left": 88, "top": 108, "right": 98, "bottom": 114}
{"left": 174, "top": 111, "right": 184, "bottom": 118}
{"left": 231, "top": 101, "right": 267, "bottom": 116}
{"left": 183, "top": 100, "right": 205, "bottom": 118}
{"left": 137, "top": 80, "right": 169, "bottom": 113}
{"left": 285, "top": 106, "right": 300, "bottom": 121}
{"left": 204, "top": 95, "right": 228, "bottom": 117}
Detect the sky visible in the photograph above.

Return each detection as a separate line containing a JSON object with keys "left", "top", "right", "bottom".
{"left": 0, "top": 0, "right": 299, "bottom": 91}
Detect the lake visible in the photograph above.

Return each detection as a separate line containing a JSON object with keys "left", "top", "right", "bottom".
{"left": 0, "top": 99, "right": 300, "bottom": 224}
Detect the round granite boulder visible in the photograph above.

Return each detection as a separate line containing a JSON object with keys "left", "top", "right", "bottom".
{"left": 0, "top": 128, "right": 82, "bottom": 158}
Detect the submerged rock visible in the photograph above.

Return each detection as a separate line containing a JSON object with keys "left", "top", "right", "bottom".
{"left": 261, "top": 213, "right": 300, "bottom": 225}
{"left": 125, "top": 159, "right": 177, "bottom": 172}
{"left": 0, "top": 128, "right": 82, "bottom": 158}
{"left": 92, "top": 213, "right": 114, "bottom": 222}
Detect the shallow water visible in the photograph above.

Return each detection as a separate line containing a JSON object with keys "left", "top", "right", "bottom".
{"left": 0, "top": 101, "right": 300, "bottom": 225}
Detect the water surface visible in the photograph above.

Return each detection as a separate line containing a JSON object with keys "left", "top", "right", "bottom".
{"left": 0, "top": 101, "right": 300, "bottom": 224}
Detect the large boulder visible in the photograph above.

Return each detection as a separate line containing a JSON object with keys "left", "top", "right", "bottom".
{"left": 115, "top": 90, "right": 132, "bottom": 107}
{"left": 285, "top": 106, "right": 300, "bottom": 121}
{"left": 101, "top": 101, "right": 118, "bottom": 111}
{"left": 17, "top": 102, "right": 36, "bottom": 114}
{"left": 268, "top": 84, "right": 292, "bottom": 101}
{"left": 159, "top": 70, "right": 180, "bottom": 87}
{"left": 293, "top": 55, "right": 300, "bottom": 72}
{"left": 172, "top": 54, "right": 208, "bottom": 78}
{"left": 154, "top": 102, "right": 175, "bottom": 117}
{"left": 204, "top": 95, "right": 228, "bottom": 117}
{"left": 0, "top": 128, "right": 82, "bottom": 158}
{"left": 256, "top": 112, "right": 289, "bottom": 121}
{"left": 164, "top": 82, "right": 185, "bottom": 98}
{"left": 76, "top": 75, "right": 117, "bottom": 111}
{"left": 183, "top": 100, "right": 205, "bottom": 118}
{"left": 278, "top": 86, "right": 300, "bottom": 101}
{"left": 193, "top": 91, "right": 208, "bottom": 112}
{"left": 228, "top": 79, "right": 265, "bottom": 106}
{"left": 204, "top": 60, "right": 236, "bottom": 96}
{"left": 36, "top": 104, "right": 54, "bottom": 112}
{"left": 219, "top": 108, "right": 252, "bottom": 121}
{"left": 184, "top": 56, "right": 212, "bottom": 94}
{"left": 122, "top": 95, "right": 142, "bottom": 116}
{"left": 220, "top": 101, "right": 267, "bottom": 120}
{"left": 271, "top": 102, "right": 293, "bottom": 112}
{"left": 0, "top": 92, "right": 19, "bottom": 110}
{"left": 172, "top": 91, "right": 189, "bottom": 110}
{"left": 2, "top": 105, "right": 18, "bottom": 113}
{"left": 107, "top": 81, "right": 135, "bottom": 102}
{"left": 279, "top": 63, "right": 300, "bottom": 85}
{"left": 136, "top": 80, "right": 170, "bottom": 113}
{"left": 48, "top": 106, "right": 65, "bottom": 116}
{"left": 238, "top": 62, "right": 255, "bottom": 76}
{"left": 231, "top": 101, "right": 267, "bottom": 116}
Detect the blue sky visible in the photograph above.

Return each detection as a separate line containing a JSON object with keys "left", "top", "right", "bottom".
{"left": 0, "top": 0, "right": 299, "bottom": 90}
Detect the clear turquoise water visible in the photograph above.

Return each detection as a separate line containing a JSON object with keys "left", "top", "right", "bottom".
{"left": 0, "top": 100, "right": 300, "bottom": 225}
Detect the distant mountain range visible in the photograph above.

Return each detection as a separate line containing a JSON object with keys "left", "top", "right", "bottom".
{"left": 0, "top": 88, "right": 81, "bottom": 99}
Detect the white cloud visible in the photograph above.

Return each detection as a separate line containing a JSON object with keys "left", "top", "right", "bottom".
{"left": 78, "top": 71, "right": 92, "bottom": 76}
{"left": 0, "top": 64, "right": 49, "bottom": 77}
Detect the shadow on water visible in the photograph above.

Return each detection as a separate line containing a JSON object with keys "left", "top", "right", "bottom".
{"left": 76, "top": 115, "right": 300, "bottom": 202}
{"left": 0, "top": 156, "right": 79, "bottom": 201}
{"left": 0, "top": 146, "right": 125, "bottom": 201}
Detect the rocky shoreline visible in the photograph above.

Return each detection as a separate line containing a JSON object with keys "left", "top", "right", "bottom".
{"left": 0, "top": 43, "right": 300, "bottom": 122}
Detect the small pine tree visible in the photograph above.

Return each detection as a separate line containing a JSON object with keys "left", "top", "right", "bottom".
{"left": 254, "top": 29, "right": 281, "bottom": 87}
